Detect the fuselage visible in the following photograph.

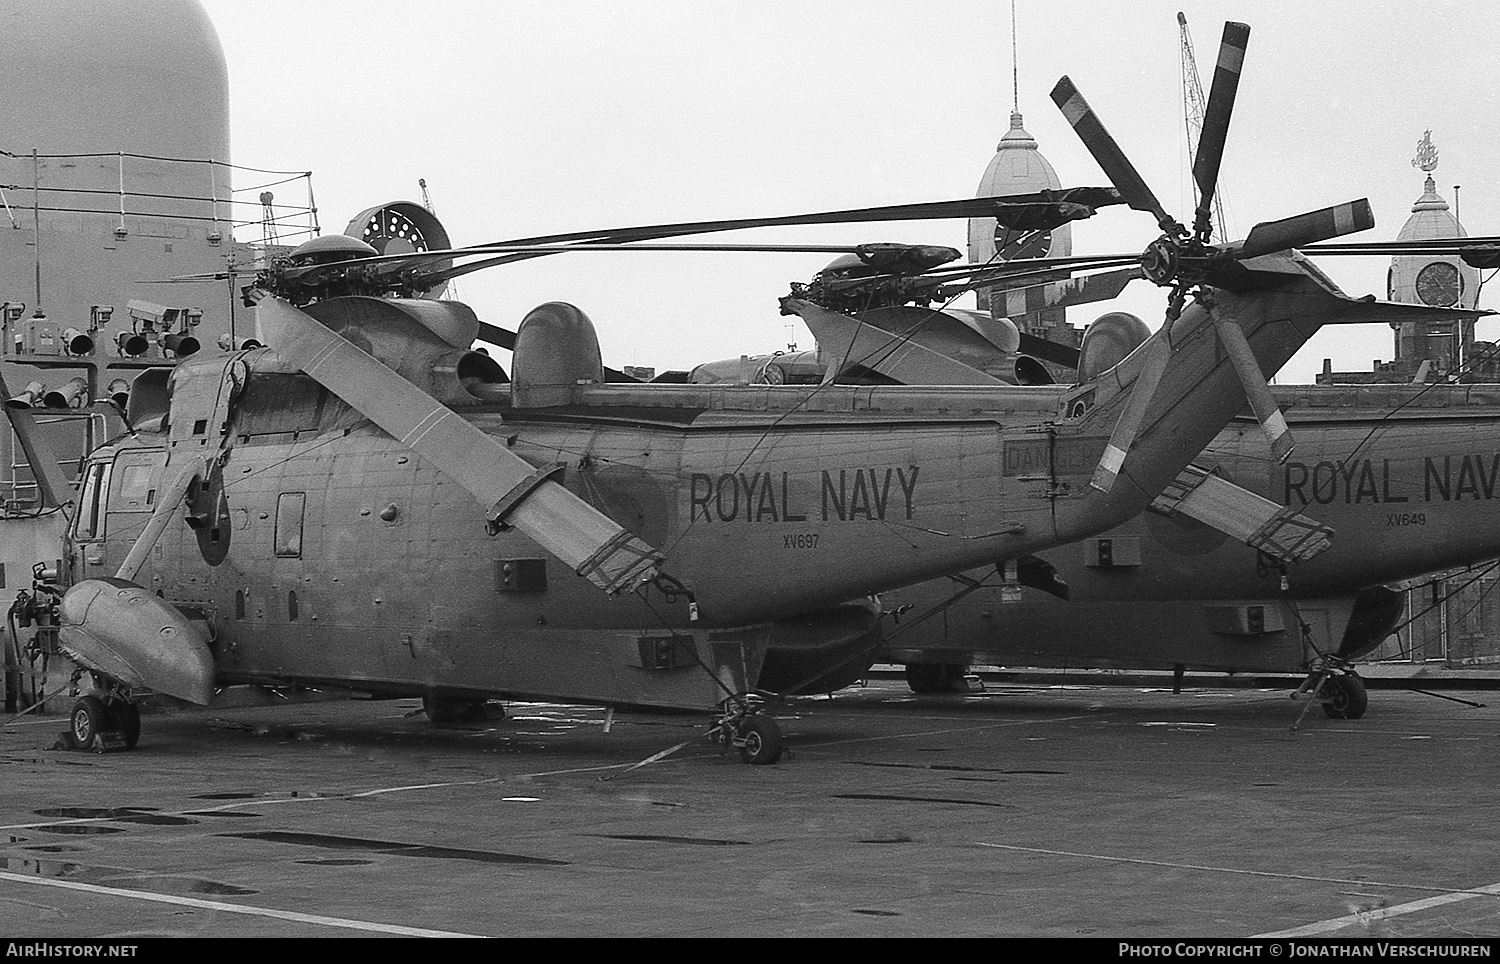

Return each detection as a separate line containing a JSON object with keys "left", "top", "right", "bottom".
{"left": 62, "top": 342, "right": 1247, "bottom": 702}
{"left": 879, "top": 384, "right": 1500, "bottom": 674}
{"left": 1059, "top": 383, "right": 1500, "bottom": 600}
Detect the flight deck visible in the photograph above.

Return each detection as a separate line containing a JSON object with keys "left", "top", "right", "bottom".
{"left": 3, "top": 677, "right": 1498, "bottom": 939}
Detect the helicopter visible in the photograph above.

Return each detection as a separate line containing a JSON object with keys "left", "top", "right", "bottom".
{"left": 17, "top": 20, "right": 1485, "bottom": 764}
{"left": 710, "top": 228, "right": 1500, "bottom": 717}
{"left": 667, "top": 22, "right": 1500, "bottom": 719}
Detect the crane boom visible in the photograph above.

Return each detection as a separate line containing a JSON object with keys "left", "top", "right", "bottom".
{"left": 1178, "top": 11, "right": 1228, "bottom": 241}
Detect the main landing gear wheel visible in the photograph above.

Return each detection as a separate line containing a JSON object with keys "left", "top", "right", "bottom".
{"left": 710, "top": 695, "right": 786, "bottom": 765}
{"left": 1322, "top": 672, "right": 1368, "bottom": 720}
{"left": 736, "top": 715, "right": 784, "bottom": 765}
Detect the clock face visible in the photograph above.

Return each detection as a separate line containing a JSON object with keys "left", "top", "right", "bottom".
{"left": 1416, "top": 261, "right": 1461, "bottom": 307}
{"left": 994, "top": 227, "right": 1052, "bottom": 261}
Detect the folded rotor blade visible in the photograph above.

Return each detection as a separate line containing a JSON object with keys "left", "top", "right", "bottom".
{"left": 992, "top": 266, "right": 1143, "bottom": 319}
{"left": 1051, "top": 76, "right": 1173, "bottom": 230}
{"left": 1091, "top": 333, "right": 1170, "bottom": 493}
{"left": 475, "top": 320, "right": 516, "bottom": 350}
{"left": 1237, "top": 199, "right": 1374, "bottom": 260}
{"left": 1017, "top": 333, "right": 1081, "bottom": 369}
{"left": 1191, "top": 22, "right": 1250, "bottom": 239}
{"left": 1208, "top": 311, "right": 1294, "bottom": 463}
{"left": 253, "top": 293, "right": 662, "bottom": 594}
{"left": 792, "top": 302, "right": 1012, "bottom": 387}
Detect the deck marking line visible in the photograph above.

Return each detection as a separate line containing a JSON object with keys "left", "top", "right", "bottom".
{"left": 1257, "top": 880, "right": 1500, "bottom": 937}
{"left": 801, "top": 716, "right": 1091, "bottom": 750}
{"left": 0, "top": 793, "right": 347, "bottom": 832}
{"left": 0, "top": 870, "right": 486, "bottom": 937}
{"left": 975, "top": 842, "right": 1494, "bottom": 897}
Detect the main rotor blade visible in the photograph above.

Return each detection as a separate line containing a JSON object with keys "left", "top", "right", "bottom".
{"left": 990, "top": 266, "right": 1143, "bottom": 319}
{"left": 416, "top": 188, "right": 1124, "bottom": 286}
{"left": 1208, "top": 310, "right": 1293, "bottom": 463}
{"left": 1091, "top": 333, "right": 1171, "bottom": 493}
{"left": 933, "top": 257, "right": 1142, "bottom": 299}
{"left": 1017, "top": 332, "right": 1081, "bottom": 369}
{"left": 1051, "top": 76, "right": 1174, "bottom": 231}
{"left": 1192, "top": 22, "right": 1250, "bottom": 240}
{"left": 1302, "top": 237, "right": 1500, "bottom": 255}
{"left": 253, "top": 292, "right": 662, "bottom": 594}
{"left": 1236, "top": 199, "right": 1374, "bottom": 260}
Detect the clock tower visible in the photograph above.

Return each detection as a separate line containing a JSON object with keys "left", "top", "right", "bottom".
{"left": 1388, "top": 131, "right": 1478, "bottom": 377}
{"left": 968, "top": 3, "right": 1074, "bottom": 346}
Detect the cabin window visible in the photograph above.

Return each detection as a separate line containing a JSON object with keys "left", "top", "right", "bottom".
{"left": 110, "top": 461, "right": 159, "bottom": 513}
{"left": 75, "top": 461, "right": 111, "bottom": 540}
{"left": 274, "top": 492, "right": 306, "bottom": 558}
{"left": 117, "top": 464, "right": 151, "bottom": 500}
{"left": 288, "top": 590, "right": 299, "bottom": 622}
{"left": 235, "top": 589, "right": 245, "bottom": 620}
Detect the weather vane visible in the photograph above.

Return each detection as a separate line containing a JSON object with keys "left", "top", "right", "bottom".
{"left": 1412, "top": 130, "right": 1439, "bottom": 173}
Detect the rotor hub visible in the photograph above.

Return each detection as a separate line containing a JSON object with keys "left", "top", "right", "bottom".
{"left": 1140, "top": 237, "right": 1181, "bottom": 286}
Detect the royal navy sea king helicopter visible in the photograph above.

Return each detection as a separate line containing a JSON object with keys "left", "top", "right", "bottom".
{"left": 21, "top": 21, "right": 1485, "bottom": 761}
{"left": 680, "top": 23, "right": 1500, "bottom": 717}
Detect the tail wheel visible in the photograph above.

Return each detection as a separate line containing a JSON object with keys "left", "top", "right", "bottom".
{"left": 737, "top": 715, "right": 784, "bottom": 765}
{"left": 1322, "top": 673, "right": 1369, "bottom": 720}
{"left": 69, "top": 696, "right": 110, "bottom": 749}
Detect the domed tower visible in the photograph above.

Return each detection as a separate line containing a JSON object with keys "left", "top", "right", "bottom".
{"left": 967, "top": 11, "right": 1072, "bottom": 342}
{"left": 968, "top": 112, "right": 1073, "bottom": 273}
{"left": 1387, "top": 131, "right": 1479, "bottom": 378}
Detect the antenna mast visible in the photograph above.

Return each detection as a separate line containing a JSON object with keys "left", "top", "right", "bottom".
{"left": 418, "top": 178, "right": 458, "bottom": 300}
{"left": 1178, "top": 11, "right": 1227, "bottom": 240}
{"left": 1010, "top": 0, "right": 1019, "bottom": 114}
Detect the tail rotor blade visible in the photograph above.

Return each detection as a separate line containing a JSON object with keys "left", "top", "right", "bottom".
{"left": 1090, "top": 333, "right": 1171, "bottom": 493}
{"left": 1209, "top": 311, "right": 1294, "bottom": 463}
{"left": 1191, "top": 22, "right": 1251, "bottom": 239}
{"left": 1238, "top": 199, "right": 1374, "bottom": 260}
{"left": 1051, "top": 77, "right": 1174, "bottom": 231}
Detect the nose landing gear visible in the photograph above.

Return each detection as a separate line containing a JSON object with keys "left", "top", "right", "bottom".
{"left": 62, "top": 690, "right": 141, "bottom": 751}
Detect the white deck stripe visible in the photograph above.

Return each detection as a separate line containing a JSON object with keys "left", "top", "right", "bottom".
{"left": 975, "top": 841, "right": 1499, "bottom": 898}
{"left": 1257, "top": 881, "right": 1500, "bottom": 937}
{"left": 0, "top": 871, "right": 486, "bottom": 937}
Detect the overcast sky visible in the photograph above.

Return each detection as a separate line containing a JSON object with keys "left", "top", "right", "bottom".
{"left": 197, "top": 0, "right": 1500, "bottom": 382}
